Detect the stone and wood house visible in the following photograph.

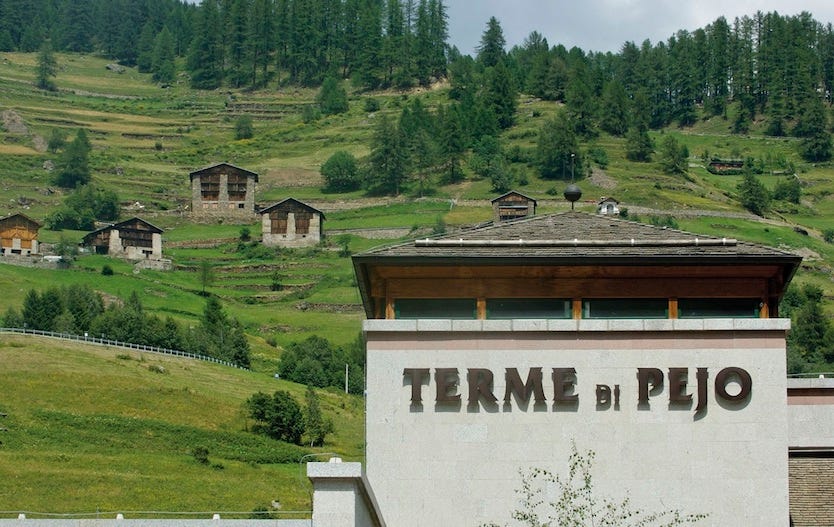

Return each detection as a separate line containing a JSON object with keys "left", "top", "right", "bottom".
{"left": 189, "top": 163, "right": 258, "bottom": 217}
{"left": 82, "top": 217, "right": 163, "bottom": 260}
{"left": 260, "top": 198, "right": 324, "bottom": 248}
{"left": 0, "top": 213, "right": 41, "bottom": 256}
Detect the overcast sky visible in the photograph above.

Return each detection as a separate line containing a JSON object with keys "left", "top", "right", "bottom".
{"left": 445, "top": 0, "right": 834, "bottom": 55}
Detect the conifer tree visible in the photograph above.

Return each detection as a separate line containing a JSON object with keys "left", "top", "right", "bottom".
{"left": 152, "top": 27, "right": 177, "bottom": 85}
{"left": 737, "top": 172, "right": 771, "bottom": 216}
{"left": 795, "top": 96, "right": 833, "bottom": 162}
{"left": 368, "top": 114, "right": 409, "bottom": 195}
{"left": 55, "top": 129, "right": 91, "bottom": 188}
{"left": 658, "top": 135, "right": 689, "bottom": 175}
{"left": 36, "top": 39, "right": 57, "bottom": 91}
{"left": 536, "top": 113, "right": 581, "bottom": 180}
{"left": 599, "top": 80, "right": 630, "bottom": 136}
{"left": 136, "top": 22, "right": 157, "bottom": 73}
{"left": 187, "top": 0, "right": 223, "bottom": 89}
{"left": 317, "top": 75, "right": 349, "bottom": 115}
{"left": 484, "top": 60, "right": 517, "bottom": 130}
{"left": 477, "top": 16, "right": 505, "bottom": 68}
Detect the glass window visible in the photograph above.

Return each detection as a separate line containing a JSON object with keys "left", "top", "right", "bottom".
{"left": 487, "top": 298, "right": 571, "bottom": 319}
{"left": 395, "top": 299, "right": 476, "bottom": 319}
{"left": 679, "top": 298, "right": 760, "bottom": 318}
{"left": 583, "top": 298, "right": 668, "bottom": 319}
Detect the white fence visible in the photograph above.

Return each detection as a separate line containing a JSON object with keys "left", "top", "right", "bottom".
{"left": 0, "top": 328, "right": 246, "bottom": 370}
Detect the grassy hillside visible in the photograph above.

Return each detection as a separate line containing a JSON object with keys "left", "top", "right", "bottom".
{"left": 0, "top": 334, "right": 363, "bottom": 517}
{"left": 1, "top": 50, "right": 834, "bottom": 512}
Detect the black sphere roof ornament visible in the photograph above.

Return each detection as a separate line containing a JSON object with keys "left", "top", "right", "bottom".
{"left": 564, "top": 184, "right": 582, "bottom": 210}
{"left": 563, "top": 152, "right": 581, "bottom": 210}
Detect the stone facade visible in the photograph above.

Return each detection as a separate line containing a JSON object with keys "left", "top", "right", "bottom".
{"left": 260, "top": 198, "right": 324, "bottom": 248}
{"left": 189, "top": 163, "right": 258, "bottom": 218}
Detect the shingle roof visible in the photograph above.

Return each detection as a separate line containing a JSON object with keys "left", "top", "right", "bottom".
{"left": 259, "top": 197, "right": 325, "bottom": 218}
{"left": 490, "top": 190, "right": 537, "bottom": 204}
{"left": 790, "top": 456, "right": 834, "bottom": 527}
{"left": 355, "top": 211, "right": 800, "bottom": 263}
{"left": 188, "top": 162, "right": 259, "bottom": 182}
{"left": 82, "top": 217, "right": 163, "bottom": 243}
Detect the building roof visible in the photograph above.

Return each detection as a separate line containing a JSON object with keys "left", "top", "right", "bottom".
{"left": 82, "top": 217, "right": 164, "bottom": 243}
{"left": 490, "top": 190, "right": 537, "bottom": 204}
{"left": 790, "top": 456, "right": 834, "bottom": 526}
{"left": 597, "top": 197, "right": 619, "bottom": 205}
{"left": 188, "top": 162, "right": 259, "bottom": 182}
{"left": 259, "top": 197, "right": 325, "bottom": 218}
{"left": 0, "top": 212, "right": 42, "bottom": 229}
{"left": 355, "top": 211, "right": 800, "bottom": 262}
{"left": 352, "top": 211, "right": 802, "bottom": 313}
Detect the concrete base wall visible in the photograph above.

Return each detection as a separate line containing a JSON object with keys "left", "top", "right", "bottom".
{"left": 364, "top": 319, "right": 790, "bottom": 527}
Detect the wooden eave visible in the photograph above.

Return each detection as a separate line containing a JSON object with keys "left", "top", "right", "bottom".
{"left": 353, "top": 257, "right": 799, "bottom": 319}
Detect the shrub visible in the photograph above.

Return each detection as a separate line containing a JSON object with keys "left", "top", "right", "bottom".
{"left": 245, "top": 390, "right": 305, "bottom": 445}
{"left": 823, "top": 228, "right": 834, "bottom": 244}
{"left": 321, "top": 151, "right": 361, "bottom": 192}
{"left": 234, "top": 115, "right": 254, "bottom": 140}
{"left": 101, "top": 264, "right": 114, "bottom": 276}
{"left": 363, "top": 97, "right": 380, "bottom": 112}
{"left": 192, "top": 446, "right": 210, "bottom": 465}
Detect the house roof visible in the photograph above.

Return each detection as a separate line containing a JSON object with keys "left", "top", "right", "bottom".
{"left": 598, "top": 197, "right": 619, "bottom": 205}
{"left": 188, "top": 162, "right": 259, "bottom": 182}
{"left": 259, "top": 198, "right": 325, "bottom": 218}
{"left": 352, "top": 211, "right": 802, "bottom": 312}
{"left": 490, "top": 190, "right": 537, "bottom": 204}
{"left": 0, "top": 212, "right": 42, "bottom": 229}
{"left": 82, "top": 217, "right": 164, "bottom": 242}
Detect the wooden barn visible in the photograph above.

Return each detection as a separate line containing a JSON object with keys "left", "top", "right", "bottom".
{"left": 82, "top": 217, "right": 163, "bottom": 260}
{"left": 189, "top": 162, "right": 258, "bottom": 217}
{"left": 491, "top": 191, "right": 536, "bottom": 222}
{"left": 0, "top": 213, "right": 41, "bottom": 256}
{"left": 260, "top": 198, "right": 324, "bottom": 248}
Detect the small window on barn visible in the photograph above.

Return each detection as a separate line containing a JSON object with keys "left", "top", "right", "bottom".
{"left": 582, "top": 299, "right": 668, "bottom": 319}
{"left": 487, "top": 299, "right": 571, "bottom": 319}
{"left": 395, "top": 299, "right": 476, "bottom": 319}
{"left": 679, "top": 298, "right": 760, "bottom": 318}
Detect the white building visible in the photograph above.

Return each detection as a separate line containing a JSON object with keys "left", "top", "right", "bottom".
{"left": 349, "top": 211, "right": 803, "bottom": 527}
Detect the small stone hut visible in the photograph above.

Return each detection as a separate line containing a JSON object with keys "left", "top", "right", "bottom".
{"left": 597, "top": 197, "right": 620, "bottom": 215}
{"left": 82, "top": 217, "right": 163, "bottom": 260}
{"left": 260, "top": 198, "right": 324, "bottom": 248}
{"left": 0, "top": 213, "right": 41, "bottom": 256}
{"left": 189, "top": 162, "right": 258, "bottom": 217}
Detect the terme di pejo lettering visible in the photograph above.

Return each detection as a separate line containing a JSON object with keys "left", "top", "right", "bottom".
{"left": 403, "top": 366, "right": 752, "bottom": 416}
